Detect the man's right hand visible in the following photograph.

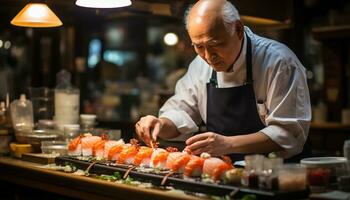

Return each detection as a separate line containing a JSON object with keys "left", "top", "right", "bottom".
{"left": 135, "top": 115, "right": 163, "bottom": 147}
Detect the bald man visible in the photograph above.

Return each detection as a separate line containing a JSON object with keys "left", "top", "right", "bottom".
{"left": 135, "top": 0, "right": 311, "bottom": 162}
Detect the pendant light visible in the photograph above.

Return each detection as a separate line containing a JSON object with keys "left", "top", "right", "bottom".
{"left": 75, "top": 0, "right": 132, "bottom": 8}
{"left": 11, "top": 3, "right": 62, "bottom": 28}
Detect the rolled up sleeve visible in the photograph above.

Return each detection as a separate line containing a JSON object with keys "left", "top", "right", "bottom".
{"left": 261, "top": 58, "right": 311, "bottom": 158}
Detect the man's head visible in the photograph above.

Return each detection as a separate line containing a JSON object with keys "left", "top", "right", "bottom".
{"left": 185, "top": 0, "right": 244, "bottom": 72}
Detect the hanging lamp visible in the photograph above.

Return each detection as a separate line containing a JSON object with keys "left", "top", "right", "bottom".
{"left": 75, "top": 0, "right": 132, "bottom": 8}
{"left": 11, "top": 3, "right": 62, "bottom": 28}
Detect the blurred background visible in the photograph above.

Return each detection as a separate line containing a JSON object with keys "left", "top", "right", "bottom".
{"left": 0, "top": 0, "right": 349, "bottom": 155}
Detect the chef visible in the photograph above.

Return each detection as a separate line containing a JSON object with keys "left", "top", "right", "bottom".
{"left": 135, "top": 0, "right": 311, "bottom": 162}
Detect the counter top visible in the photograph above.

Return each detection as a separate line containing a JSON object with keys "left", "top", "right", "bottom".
{"left": 0, "top": 156, "right": 202, "bottom": 200}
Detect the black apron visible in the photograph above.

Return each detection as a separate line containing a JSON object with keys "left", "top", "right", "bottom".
{"left": 205, "top": 34, "right": 311, "bottom": 162}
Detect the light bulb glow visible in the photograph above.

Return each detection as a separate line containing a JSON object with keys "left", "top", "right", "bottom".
{"left": 76, "top": 0, "right": 132, "bottom": 8}
{"left": 163, "top": 33, "right": 178, "bottom": 46}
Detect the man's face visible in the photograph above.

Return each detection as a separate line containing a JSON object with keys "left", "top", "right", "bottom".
{"left": 189, "top": 19, "right": 241, "bottom": 72}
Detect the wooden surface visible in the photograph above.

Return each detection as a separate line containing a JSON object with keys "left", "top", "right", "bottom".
{"left": 311, "top": 122, "right": 350, "bottom": 130}
{"left": 0, "top": 156, "right": 202, "bottom": 200}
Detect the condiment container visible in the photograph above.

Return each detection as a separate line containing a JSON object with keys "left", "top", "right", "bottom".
{"left": 259, "top": 157, "right": 283, "bottom": 190}
{"left": 277, "top": 164, "right": 307, "bottom": 191}
{"left": 41, "top": 141, "right": 67, "bottom": 155}
{"left": 10, "top": 94, "right": 34, "bottom": 143}
{"left": 54, "top": 70, "right": 80, "bottom": 128}
{"left": 301, "top": 157, "right": 348, "bottom": 192}
{"left": 241, "top": 154, "right": 264, "bottom": 188}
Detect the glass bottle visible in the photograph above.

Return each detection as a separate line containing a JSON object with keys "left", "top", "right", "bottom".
{"left": 54, "top": 70, "right": 80, "bottom": 129}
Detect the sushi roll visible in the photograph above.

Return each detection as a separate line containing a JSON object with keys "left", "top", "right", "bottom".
{"left": 166, "top": 151, "right": 191, "bottom": 173}
{"left": 150, "top": 148, "right": 169, "bottom": 170}
{"left": 81, "top": 134, "right": 102, "bottom": 156}
{"left": 68, "top": 135, "right": 83, "bottom": 156}
{"left": 202, "top": 156, "right": 233, "bottom": 181}
{"left": 104, "top": 139, "right": 124, "bottom": 159}
{"left": 134, "top": 146, "right": 153, "bottom": 167}
{"left": 184, "top": 155, "right": 205, "bottom": 177}
{"left": 117, "top": 144, "right": 139, "bottom": 165}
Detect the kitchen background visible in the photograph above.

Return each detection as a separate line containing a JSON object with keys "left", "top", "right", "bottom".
{"left": 0, "top": 0, "right": 349, "bottom": 156}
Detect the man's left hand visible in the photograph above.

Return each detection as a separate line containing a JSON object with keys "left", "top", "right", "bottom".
{"left": 185, "top": 132, "right": 232, "bottom": 156}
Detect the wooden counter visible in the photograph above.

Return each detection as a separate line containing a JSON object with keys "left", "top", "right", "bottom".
{"left": 0, "top": 156, "right": 202, "bottom": 200}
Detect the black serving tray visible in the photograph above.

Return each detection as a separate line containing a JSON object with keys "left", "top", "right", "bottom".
{"left": 55, "top": 156, "right": 309, "bottom": 200}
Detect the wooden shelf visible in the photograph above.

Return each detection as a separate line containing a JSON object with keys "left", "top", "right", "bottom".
{"left": 311, "top": 122, "right": 350, "bottom": 130}
{"left": 312, "top": 25, "right": 350, "bottom": 40}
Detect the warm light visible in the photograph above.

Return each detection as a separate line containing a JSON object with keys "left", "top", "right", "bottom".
{"left": 0, "top": 40, "right": 3, "bottom": 48}
{"left": 76, "top": 0, "right": 132, "bottom": 8}
{"left": 163, "top": 33, "right": 178, "bottom": 46}
{"left": 4, "top": 41, "right": 11, "bottom": 49}
{"left": 11, "top": 3, "right": 62, "bottom": 28}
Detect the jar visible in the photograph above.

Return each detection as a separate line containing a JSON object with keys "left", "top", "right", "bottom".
{"left": 63, "top": 124, "right": 80, "bottom": 142}
{"left": 241, "top": 155, "right": 264, "bottom": 188}
{"left": 301, "top": 156, "right": 348, "bottom": 193}
{"left": 259, "top": 157, "right": 283, "bottom": 190}
{"left": 277, "top": 164, "right": 307, "bottom": 191}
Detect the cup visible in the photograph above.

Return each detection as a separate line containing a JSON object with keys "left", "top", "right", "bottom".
{"left": 28, "top": 87, "right": 54, "bottom": 122}
{"left": 63, "top": 124, "right": 80, "bottom": 142}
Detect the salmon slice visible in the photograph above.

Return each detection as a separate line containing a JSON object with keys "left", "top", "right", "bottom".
{"left": 68, "top": 135, "right": 83, "bottom": 156}
{"left": 166, "top": 152, "right": 191, "bottom": 173}
{"left": 93, "top": 140, "right": 106, "bottom": 158}
{"left": 117, "top": 145, "right": 139, "bottom": 165}
{"left": 203, "top": 156, "right": 233, "bottom": 181}
{"left": 104, "top": 139, "right": 124, "bottom": 159}
{"left": 150, "top": 148, "right": 169, "bottom": 170}
{"left": 81, "top": 135, "right": 102, "bottom": 156}
{"left": 184, "top": 155, "right": 205, "bottom": 177}
{"left": 134, "top": 146, "right": 153, "bottom": 167}
{"left": 108, "top": 144, "right": 124, "bottom": 161}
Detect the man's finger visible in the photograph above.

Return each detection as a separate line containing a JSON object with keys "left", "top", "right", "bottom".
{"left": 152, "top": 121, "right": 161, "bottom": 141}
{"left": 186, "top": 132, "right": 211, "bottom": 145}
{"left": 186, "top": 139, "right": 208, "bottom": 152}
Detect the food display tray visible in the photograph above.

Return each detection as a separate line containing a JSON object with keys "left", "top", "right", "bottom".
{"left": 55, "top": 156, "right": 309, "bottom": 200}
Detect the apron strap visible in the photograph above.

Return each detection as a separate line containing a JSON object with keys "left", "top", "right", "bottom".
{"left": 245, "top": 34, "right": 253, "bottom": 85}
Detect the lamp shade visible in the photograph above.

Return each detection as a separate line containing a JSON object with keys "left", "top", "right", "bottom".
{"left": 11, "top": 3, "right": 62, "bottom": 28}
{"left": 76, "top": 0, "right": 132, "bottom": 8}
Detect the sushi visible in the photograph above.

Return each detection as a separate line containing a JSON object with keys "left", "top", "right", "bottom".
{"left": 81, "top": 134, "right": 102, "bottom": 156}
{"left": 184, "top": 155, "right": 205, "bottom": 177}
{"left": 68, "top": 135, "right": 83, "bottom": 156}
{"left": 150, "top": 148, "right": 169, "bottom": 170}
{"left": 166, "top": 151, "right": 191, "bottom": 173}
{"left": 202, "top": 155, "right": 233, "bottom": 181}
{"left": 134, "top": 146, "right": 153, "bottom": 167}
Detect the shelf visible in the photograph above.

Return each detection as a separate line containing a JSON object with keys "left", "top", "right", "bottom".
{"left": 312, "top": 25, "right": 350, "bottom": 40}
{"left": 311, "top": 122, "right": 350, "bottom": 130}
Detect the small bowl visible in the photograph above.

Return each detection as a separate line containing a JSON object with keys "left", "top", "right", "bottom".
{"left": 27, "top": 130, "right": 59, "bottom": 152}
{"left": 41, "top": 141, "right": 68, "bottom": 155}
{"left": 301, "top": 157, "right": 348, "bottom": 188}
{"left": 301, "top": 157, "right": 348, "bottom": 175}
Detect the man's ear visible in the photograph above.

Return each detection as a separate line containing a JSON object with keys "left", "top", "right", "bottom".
{"left": 235, "top": 20, "right": 244, "bottom": 39}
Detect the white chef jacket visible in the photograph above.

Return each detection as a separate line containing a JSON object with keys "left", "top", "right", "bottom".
{"left": 159, "top": 27, "right": 311, "bottom": 158}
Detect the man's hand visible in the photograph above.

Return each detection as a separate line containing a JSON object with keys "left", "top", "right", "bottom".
{"left": 184, "top": 132, "right": 232, "bottom": 156}
{"left": 135, "top": 115, "right": 163, "bottom": 146}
